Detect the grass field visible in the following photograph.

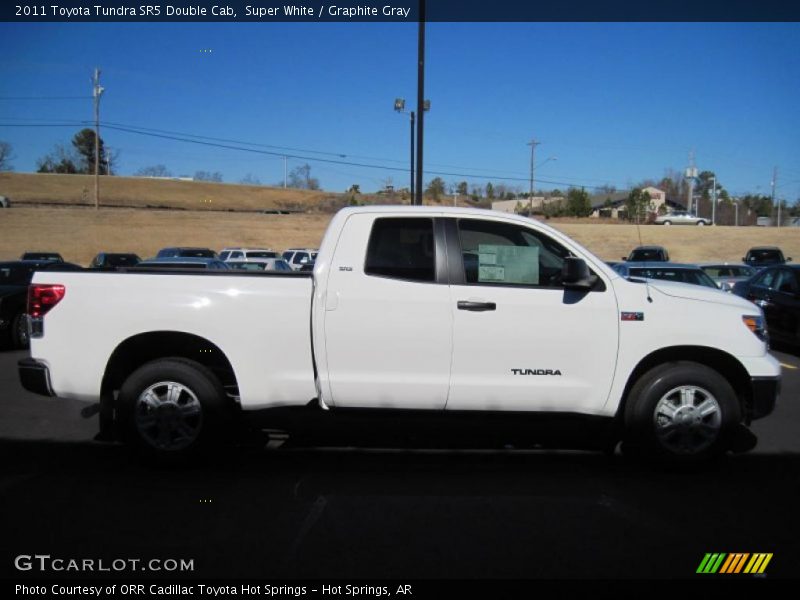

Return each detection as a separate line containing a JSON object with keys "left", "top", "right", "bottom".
{"left": 0, "top": 172, "right": 339, "bottom": 212}
{"left": 0, "top": 205, "right": 796, "bottom": 266}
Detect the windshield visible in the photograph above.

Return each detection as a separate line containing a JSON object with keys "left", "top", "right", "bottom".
{"left": 178, "top": 249, "right": 217, "bottom": 258}
{"left": 0, "top": 265, "right": 34, "bottom": 285}
{"left": 630, "top": 268, "right": 719, "bottom": 289}
{"left": 246, "top": 251, "right": 278, "bottom": 258}
{"left": 747, "top": 250, "right": 783, "bottom": 264}
{"left": 629, "top": 249, "right": 665, "bottom": 261}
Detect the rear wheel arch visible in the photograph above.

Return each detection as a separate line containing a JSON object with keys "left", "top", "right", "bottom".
{"left": 101, "top": 332, "right": 240, "bottom": 436}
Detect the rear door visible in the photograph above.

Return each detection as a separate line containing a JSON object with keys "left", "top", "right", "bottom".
{"left": 445, "top": 217, "right": 619, "bottom": 414}
{"left": 322, "top": 214, "right": 452, "bottom": 409}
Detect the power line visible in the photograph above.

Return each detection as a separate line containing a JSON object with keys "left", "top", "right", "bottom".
{"left": 0, "top": 96, "right": 92, "bottom": 100}
{"left": 0, "top": 118, "right": 630, "bottom": 190}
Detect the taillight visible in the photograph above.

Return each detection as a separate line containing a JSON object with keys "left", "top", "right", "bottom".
{"left": 28, "top": 284, "right": 66, "bottom": 318}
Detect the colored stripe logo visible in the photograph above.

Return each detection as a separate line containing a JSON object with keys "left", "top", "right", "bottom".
{"left": 697, "top": 553, "right": 772, "bottom": 574}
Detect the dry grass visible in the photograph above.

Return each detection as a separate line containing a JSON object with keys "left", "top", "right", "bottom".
{"left": 0, "top": 172, "right": 338, "bottom": 212}
{"left": 0, "top": 206, "right": 331, "bottom": 264}
{"left": 0, "top": 205, "right": 796, "bottom": 266}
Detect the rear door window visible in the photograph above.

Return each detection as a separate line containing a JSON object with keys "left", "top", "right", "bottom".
{"left": 364, "top": 218, "right": 435, "bottom": 282}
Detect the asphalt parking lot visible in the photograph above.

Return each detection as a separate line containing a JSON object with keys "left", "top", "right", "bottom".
{"left": 1, "top": 347, "right": 798, "bottom": 580}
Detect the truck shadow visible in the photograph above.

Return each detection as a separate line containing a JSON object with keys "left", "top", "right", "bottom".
{"left": 1, "top": 439, "right": 799, "bottom": 579}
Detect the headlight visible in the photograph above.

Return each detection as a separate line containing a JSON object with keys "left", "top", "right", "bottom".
{"left": 742, "top": 314, "right": 768, "bottom": 343}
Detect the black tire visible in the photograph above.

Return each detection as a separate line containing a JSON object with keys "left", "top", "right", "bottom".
{"left": 662, "top": 220, "right": 672, "bottom": 226}
{"left": 10, "top": 312, "right": 29, "bottom": 349}
{"left": 697, "top": 221, "right": 706, "bottom": 226}
{"left": 624, "top": 361, "right": 741, "bottom": 462}
{"left": 117, "top": 357, "right": 232, "bottom": 461}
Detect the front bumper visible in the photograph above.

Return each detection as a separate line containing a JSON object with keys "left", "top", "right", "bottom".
{"left": 749, "top": 376, "right": 780, "bottom": 420}
{"left": 18, "top": 358, "right": 55, "bottom": 397}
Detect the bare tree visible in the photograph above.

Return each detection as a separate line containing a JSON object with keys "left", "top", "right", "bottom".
{"left": 240, "top": 173, "right": 261, "bottom": 185}
{"left": 136, "top": 164, "right": 172, "bottom": 178}
{"left": 195, "top": 171, "right": 223, "bottom": 182}
{"left": 0, "top": 141, "right": 14, "bottom": 171}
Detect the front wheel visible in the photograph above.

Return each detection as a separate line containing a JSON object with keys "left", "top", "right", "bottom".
{"left": 624, "top": 362, "right": 741, "bottom": 462}
{"left": 117, "top": 358, "right": 232, "bottom": 460}
{"left": 697, "top": 221, "right": 706, "bottom": 226}
{"left": 662, "top": 221, "right": 672, "bottom": 226}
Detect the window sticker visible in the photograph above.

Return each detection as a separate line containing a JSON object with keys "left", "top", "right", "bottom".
{"left": 477, "top": 244, "right": 539, "bottom": 284}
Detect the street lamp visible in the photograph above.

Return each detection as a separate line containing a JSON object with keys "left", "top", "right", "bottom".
{"left": 529, "top": 154, "right": 557, "bottom": 214}
{"left": 710, "top": 176, "right": 717, "bottom": 225}
{"left": 394, "top": 97, "right": 429, "bottom": 204}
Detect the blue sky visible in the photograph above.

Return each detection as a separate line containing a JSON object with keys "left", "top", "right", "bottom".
{"left": 1, "top": 22, "right": 799, "bottom": 198}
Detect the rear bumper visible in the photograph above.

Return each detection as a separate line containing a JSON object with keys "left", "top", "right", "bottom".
{"left": 18, "top": 358, "right": 55, "bottom": 397}
{"left": 749, "top": 376, "right": 780, "bottom": 420}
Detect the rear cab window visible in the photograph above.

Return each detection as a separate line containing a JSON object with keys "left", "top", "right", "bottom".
{"left": 364, "top": 218, "right": 435, "bottom": 282}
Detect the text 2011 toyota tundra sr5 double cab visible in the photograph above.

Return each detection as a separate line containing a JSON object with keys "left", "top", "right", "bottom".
{"left": 19, "top": 206, "right": 780, "bottom": 462}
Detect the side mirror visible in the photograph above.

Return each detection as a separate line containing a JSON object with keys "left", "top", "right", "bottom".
{"left": 622, "top": 257, "right": 627, "bottom": 261}
{"left": 787, "top": 257, "right": 792, "bottom": 262}
{"left": 562, "top": 257, "right": 597, "bottom": 290}
{"left": 741, "top": 257, "right": 747, "bottom": 262}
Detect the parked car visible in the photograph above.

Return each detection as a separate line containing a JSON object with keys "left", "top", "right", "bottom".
{"left": 612, "top": 262, "right": 719, "bottom": 289}
{"left": 155, "top": 247, "right": 218, "bottom": 259}
{"left": 135, "top": 257, "right": 230, "bottom": 270}
{"left": 698, "top": 263, "right": 757, "bottom": 292}
{"left": 20, "top": 252, "right": 63, "bottom": 262}
{"left": 20, "top": 206, "right": 779, "bottom": 464}
{"left": 623, "top": 246, "right": 670, "bottom": 262}
{"left": 89, "top": 253, "right": 141, "bottom": 270}
{"left": 732, "top": 265, "right": 800, "bottom": 346}
{"left": 227, "top": 258, "right": 292, "bottom": 272}
{"left": 219, "top": 247, "right": 279, "bottom": 262}
{"left": 0, "top": 260, "right": 82, "bottom": 348}
{"left": 654, "top": 211, "right": 711, "bottom": 226}
{"left": 282, "top": 248, "right": 318, "bottom": 271}
{"left": 742, "top": 247, "right": 790, "bottom": 269}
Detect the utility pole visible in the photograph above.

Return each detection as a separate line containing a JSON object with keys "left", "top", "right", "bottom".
{"left": 415, "top": 0, "right": 425, "bottom": 206}
{"left": 92, "top": 68, "right": 104, "bottom": 210}
{"left": 527, "top": 138, "right": 540, "bottom": 214}
{"left": 685, "top": 150, "right": 697, "bottom": 213}
{"left": 283, "top": 156, "right": 287, "bottom": 188}
{"left": 410, "top": 111, "right": 415, "bottom": 200}
{"left": 711, "top": 176, "right": 717, "bottom": 225}
{"left": 772, "top": 167, "right": 779, "bottom": 227}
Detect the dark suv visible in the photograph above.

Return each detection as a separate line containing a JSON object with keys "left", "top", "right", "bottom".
{"left": 742, "top": 247, "right": 791, "bottom": 269}
{"left": 623, "top": 246, "right": 670, "bottom": 262}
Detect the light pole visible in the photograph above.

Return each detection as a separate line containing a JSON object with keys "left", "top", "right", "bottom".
{"left": 92, "top": 68, "right": 104, "bottom": 211}
{"left": 528, "top": 151, "right": 557, "bottom": 214}
{"left": 395, "top": 98, "right": 429, "bottom": 204}
{"left": 710, "top": 176, "right": 717, "bottom": 225}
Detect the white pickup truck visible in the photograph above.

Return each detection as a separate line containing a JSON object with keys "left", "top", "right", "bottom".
{"left": 18, "top": 206, "right": 780, "bottom": 461}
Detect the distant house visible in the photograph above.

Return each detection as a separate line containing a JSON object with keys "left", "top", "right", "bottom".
{"left": 492, "top": 196, "right": 565, "bottom": 214}
{"left": 590, "top": 186, "right": 682, "bottom": 219}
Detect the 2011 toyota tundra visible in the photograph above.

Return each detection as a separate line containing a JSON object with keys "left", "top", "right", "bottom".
{"left": 18, "top": 206, "right": 781, "bottom": 461}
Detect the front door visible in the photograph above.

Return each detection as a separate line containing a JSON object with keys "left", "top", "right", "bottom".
{"left": 445, "top": 217, "right": 619, "bottom": 414}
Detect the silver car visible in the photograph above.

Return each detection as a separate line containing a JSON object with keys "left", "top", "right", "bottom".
{"left": 654, "top": 211, "right": 711, "bottom": 226}
{"left": 698, "top": 263, "right": 757, "bottom": 292}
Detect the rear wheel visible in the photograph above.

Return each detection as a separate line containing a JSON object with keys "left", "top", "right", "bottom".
{"left": 697, "top": 221, "right": 706, "bottom": 226}
{"left": 11, "top": 312, "right": 29, "bottom": 349}
{"left": 624, "top": 361, "right": 741, "bottom": 462}
{"left": 117, "top": 358, "right": 231, "bottom": 460}
{"left": 662, "top": 220, "right": 672, "bottom": 226}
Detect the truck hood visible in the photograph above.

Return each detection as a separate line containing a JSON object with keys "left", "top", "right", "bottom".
{"left": 645, "top": 279, "right": 757, "bottom": 310}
